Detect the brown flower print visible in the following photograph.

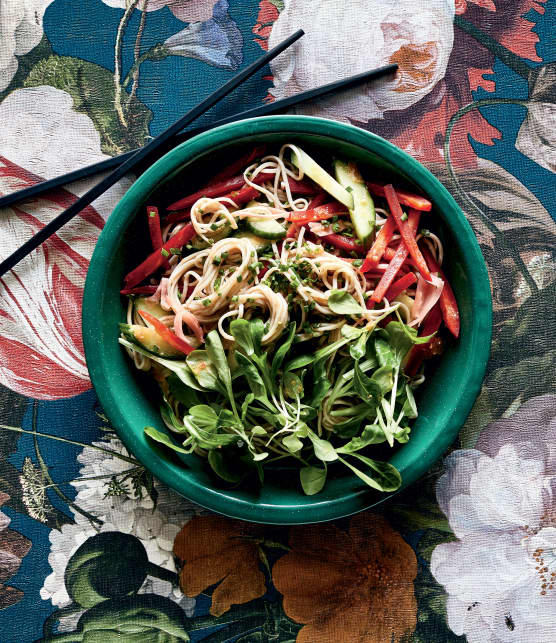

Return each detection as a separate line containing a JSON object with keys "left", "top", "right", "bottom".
{"left": 173, "top": 515, "right": 266, "bottom": 617}
{"left": 0, "top": 492, "right": 31, "bottom": 609}
{"left": 273, "top": 513, "right": 417, "bottom": 643}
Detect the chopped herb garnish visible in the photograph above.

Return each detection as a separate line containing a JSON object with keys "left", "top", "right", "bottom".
{"left": 210, "top": 223, "right": 220, "bottom": 231}
{"left": 160, "top": 248, "right": 170, "bottom": 258}
{"left": 353, "top": 259, "right": 363, "bottom": 267}
{"left": 149, "top": 210, "right": 156, "bottom": 218}
{"left": 400, "top": 213, "right": 408, "bottom": 222}
{"left": 345, "top": 185, "right": 353, "bottom": 193}
{"left": 236, "top": 275, "right": 243, "bottom": 283}
{"left": 170, "top": 247, "right": 181, "bottom": 256}
{"left": 231, "top": 295, "right": 239, "bottom": 303}
{"left": 202, "top": 299, "right": 211, "bottom": 307}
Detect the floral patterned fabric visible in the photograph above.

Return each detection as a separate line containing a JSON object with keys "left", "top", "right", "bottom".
{"left": 0, "top": 1, "right": 555, "bottom": 641}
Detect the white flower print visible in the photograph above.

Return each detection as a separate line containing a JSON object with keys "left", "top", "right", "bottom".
{"left": 431, "top": 394, "right": 556, "bottom": 643}
{"left": 267, "top": 0, "right": 455, "bottom": 123}
{"left": 0, "top": 0, "right": 54, "bottom": 91}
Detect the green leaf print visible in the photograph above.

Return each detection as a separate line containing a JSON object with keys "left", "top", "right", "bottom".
{"left": 24, "top": 55, "right": 152, "bottom": 155}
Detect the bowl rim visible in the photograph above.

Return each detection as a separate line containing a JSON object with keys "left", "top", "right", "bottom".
{"left": 83, "top": 115, "right": 492, "bottom": 524}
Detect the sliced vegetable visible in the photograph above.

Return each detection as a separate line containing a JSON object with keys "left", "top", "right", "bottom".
{"left": 383, "top": 272, "right": 417, "bottom": 302}
{"left": 146, "top": 205, "right": 163, "bottom": 250}
{"left": 307, "top": 192, "right": 328, "bottom": 209}
{"left": 360, "top": 215, "right": 396, "bottom": 273}
{"left": 234, "top": 231, "right": 272, "bottom": 251}
{"left": 366, "top": 182, "right": 432, "bottom": 212}
{"left": 124, "top": 223, "right": 195, "bottom": 288}
{"left": 369, "top": 210, "right": 420, "bottom": 304}
{"left": 288, "top": 202, "right": 347, "bottom": 224}
{"left": 383, "top": 187, "right": 431, "bottom": 280}
{"left": 287, "top": 176, "right": 319, "bottom": 195}
{"left": 120, "top": 285, "right": 158, "bottom": 296}
{"left": 191, "top": 222, "right": 231, "bottom": 249}
{"left": 137, "top": 309, "right": 194, "bottom": 355}
{"left": 322, "top": 233, "right": 366, "bottom": 255}
{"left": 246, "top": 217, "right": 286, "bottom": 240}
{"left": 119, "top": 323, "right": 183, "bottom": 358}
{"left": 290, "top": 147, "right": 353, "bottom": 208}
{"left": 404, "top": 304, "right": 443, "bottom": 376}
{"left": 167, "top": 171, "right": 274, "bottom": 211}
{"left": 210, "top": 145, "right": 266, "bottom": 183}
{"left": 133, "top": 296, "right": 167, "bottom": 320}
{"left": 334, "top": 160, "right": 375, "bottom": 244}
{"left": 422, "top": 247, "right": 460, "bottom": 337}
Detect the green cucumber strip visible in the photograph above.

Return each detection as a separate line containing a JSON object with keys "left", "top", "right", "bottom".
{"left": 291, "top": 147, "right": 353, "bottom": 208}
{"left": 334, "top": 160, "right": 375, "bottom": 244}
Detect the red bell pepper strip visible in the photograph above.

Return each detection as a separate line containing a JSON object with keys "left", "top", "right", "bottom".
{"left": 404, "top": 304, "right": 443, "bottom": 376}
{"left": 289, "top": 202, "right": 347, "bottom": 223}
{"left": 227, "top": 183, "right": 268, "bottom": 207}
{"left": 286, "top": 176, "right": 317, "bottom": 195}
{"left": 165, "top": 181, "right": 270, "bottom": 224}
{"left": 322, "top": 233, "right": 366, "bottom": 255}
{"left": 147, "top": 206, "right": 163, "bottom": 250}
{"left": 384, "top": 186, "right": 432, "bottom": 281}
{"left": 369, "top": 210, "right": 421, "bottom": 303}
{"left": 210, "top": 145, "right": 266, "bottom": 183}
{"left": 421, "top": 247, "right": 460, "bottom": 338}
{"left": 360, "top": 215, "right": 396, "bottom": 273}
{"left": 164, "top": 208, "right": 190, "bottom": 224}
{"left": 167, "top": 171, "right": 274, "bottom": 211}
{"left": 366, "top": 182, "right": 432, "bottom": 212}
{"left": 383, "top": 272, "right": 417, "bottom": 302}
{"left": 124, "top": 223, "right": 195, "bottom": 288}
{"left": 120, "top": 285, "right": 158, "bottom": 296}
{"left": 381, "top": 246, "right": 417, "bottom": 269}
{"left": 307, "top": 192, "right": 328, "bottom": 209}
{"left": 137, "top": 310, "right": 194, "bottom": 355}
{"left": 286, "top": 192, "right": 329, "bottom": 238}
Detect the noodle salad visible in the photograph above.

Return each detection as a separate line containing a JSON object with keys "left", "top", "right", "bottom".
{"left": 118, "top": 144, "right": 460, "bottom": 495}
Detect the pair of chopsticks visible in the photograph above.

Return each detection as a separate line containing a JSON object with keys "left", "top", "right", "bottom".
{"left": 0, "top": 27, "right": 397, "bottom": 278}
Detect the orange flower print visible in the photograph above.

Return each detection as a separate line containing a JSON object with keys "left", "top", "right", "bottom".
{"left": 173, "top": 515, "right": 266, "bottom": 617}
{"left": 273, "top": 513, "right": 417, "bottom": 643}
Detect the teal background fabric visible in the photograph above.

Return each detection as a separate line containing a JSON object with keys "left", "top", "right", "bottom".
{"left": 0, "top": 1, "right": 555, "bottom": 641}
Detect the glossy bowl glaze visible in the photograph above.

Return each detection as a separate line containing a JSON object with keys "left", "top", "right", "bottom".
{"left": 83, "top": 116, "right": 492, "bottom": 524}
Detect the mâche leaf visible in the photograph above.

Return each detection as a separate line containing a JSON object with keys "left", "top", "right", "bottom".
{"left": 300, "top": 466, "right": 327, "bottom": 495}
{"left": 328, "top": 290, "right": 364, "bottom": 314}
{"left": 144, "top": 427, "right": 189, "bottom": 454}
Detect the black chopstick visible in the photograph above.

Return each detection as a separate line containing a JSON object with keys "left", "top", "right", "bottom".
{"left": 0, "top": 64, "right": 398, "bottom": 211}
{"left": 0, "top": 29, "right": 304, "bottom": 279}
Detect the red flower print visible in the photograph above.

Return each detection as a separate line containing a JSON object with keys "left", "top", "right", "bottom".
{"left": 0, "top": 157, "right": 105, "bottom": 399}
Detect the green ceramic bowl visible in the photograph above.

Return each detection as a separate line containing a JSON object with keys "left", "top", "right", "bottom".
{"left": 83, "top": 116, "right": 492, "bottom": 524}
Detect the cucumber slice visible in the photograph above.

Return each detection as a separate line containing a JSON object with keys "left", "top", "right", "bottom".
{"left": 119, "top": 323, "right": 182, "bottom": 359}
{"left": 245, "top": 217, "right": 286, "bottom": 240}
{"left": 291, "top": 147, "right": 353, "bottom": 208}
{"left": 234, "top": 231, "right": 272, "bottom": 251}
{"left": 191, "top": 222, "right": 231, "bottom": 249}
{"left": 334, "top": 160, "right": 375, "bottom": 245}
{"left": 133, "top": 297, "right": 166, "bottom": 320}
